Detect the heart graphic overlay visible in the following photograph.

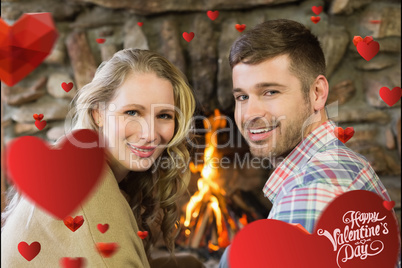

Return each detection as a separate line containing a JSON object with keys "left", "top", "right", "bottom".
{"left": 207, "top": 10, "right": 219, "bottom": 21}
{"left": 353, "top": 36, "right": 363, "bottom": 47}
{"left": 96, "top": 38, "right": 105, "bottom": 44}
{"left": 334, "top": 127, "right": 355, "bottom": 143}
{"left": 137, "top": 231, "right": 148, "bottom": 239}
{"left": 63, "top": 216, "right": 84, "bottom": 232}
{"left": 137, "top": 22, "right": 143, "bottom": 27}
{"left": 383, "top": 201, "right": 395, "bottom": 211}
{"left": 62, "top": 82, "right": 74, "bottom": 92}
{"left": 379, "top": 87, "right": 402, "bottom": 107}
{"left": 97, "top": 223, "right": 109, "bottom": 234}
{"left": 18, "top": 241, "right": 41, "bottom": 261}
{"left": 312, "top": 6, "right": 323, "bottom": 15}
{"left": 96, "top": 242, "right": 119, "bottom": 258}
{"left": 33, "top": 113, "right": 44, "bottom": 121}
{"left": 311, "top": 16, "right": 321, "bottom": 24}
{"left": 357, "top": 40, "right": 379, "bottom": 61}
{"left": 230, "top": 191, "right": 400, "bottom": 268}
{"left": 182, "top": 32, "right": 194, "bottom": 42}
{"left": 60, "top": 257, "right": 86, "bottom": 268}
{"left": 0, "top": 13, "right": 58, "bottom": 86}
{"left": 35, "top": 120, "right": 47, "bottom": 130}
{"left": 235, "top": 24, "right": 246, "bottom": 32}
{"left": 6, "top": 129, "right": 106, "bottom": 219}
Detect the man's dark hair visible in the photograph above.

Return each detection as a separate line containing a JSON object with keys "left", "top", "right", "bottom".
{"left": 229, "top": 19, "right": 326, "bottom": 99}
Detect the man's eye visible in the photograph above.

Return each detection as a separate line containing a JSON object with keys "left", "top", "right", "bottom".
{"left": 158, "top": 114, "right": 174, "bottom": 120}
{"left": 265, "top": 91, "right": 279, "bottom": 96}
{"left": 235, "top": 95, "right": 249, "bottom": 101}
{"left": 126, "top": 110, "right": 138, "bottom": 116}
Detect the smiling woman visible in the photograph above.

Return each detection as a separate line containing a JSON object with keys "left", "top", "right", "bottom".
{"left": 1, "top": 49, "right": 198, "bottom": 267}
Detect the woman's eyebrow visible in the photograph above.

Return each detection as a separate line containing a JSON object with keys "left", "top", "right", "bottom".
{"left": 121, "top": 104, "right": 146, "bottom": 110}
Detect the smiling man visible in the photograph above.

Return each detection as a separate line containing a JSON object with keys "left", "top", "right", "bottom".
{"left": 219, "top": 19, "right": 396, "bottom": 267}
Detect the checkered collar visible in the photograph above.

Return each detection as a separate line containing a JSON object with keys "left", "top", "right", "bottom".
{"left": 262, "top": 120, "right": 338, "bottom": 203}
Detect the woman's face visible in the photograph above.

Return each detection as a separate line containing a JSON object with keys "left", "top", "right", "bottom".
{"left": 97, "top": 72, "right": 176, "bottom": 174}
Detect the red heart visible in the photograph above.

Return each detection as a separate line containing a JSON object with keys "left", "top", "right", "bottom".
{"left": 312, "top": 6, "right": 323, "bottom": 15}
{"left": 6, "top": 129, "right": 106, "bottom": 219}
{"left": 310, "top": 16, "right": 321, "bottom": 24}
{"left": 96, "top": 38, "right": 105, "bottom": 44}
{"left": 97, "top": 223, "right": 109, "bottom": 234}
{"left": 235, "top": 24, "right": 246, "bottom": 32}
{"left": 379, "top": 87, "right": 402, "bottom": 107}
{"left": 137, "top": 231, "right": 148, "bottom": 239}
{"left": 207, "top": 10, "right": 219, "bottom": 21}
{"left": 0, "top": 13, "right": 58, "bottom": 87}
{"left": 63, "top": 215, "right": 84, "bottom": 232}
{"left": 18, "top": 241, "right": 41, "bottom": 261}
{"left": 370, "top": 20, "right": 382, "bottom": 24}
{"left": 357, "top": 40, "right": 379, "bottom": 61}
{"left": 334, "top": 127, "right": 355, "bottom": 143}
{"left": 60, "top": 257, "right": 86, "bottom": 268}
{"left": 35, "top": 120, "right": 47, "bottom": 130}
{"left": 383, "top": 200, "right": 395, "bottom": 211}
{"left": 353, "top": 36, "right": 363, "bottom": 47}
{"left": 182, "top": 32, "right": 194, "bottom": 42}
{"left": 96, "top": 242, "right": 119, "bottom": 258}
{"left": 62, "top": 82, "right": 74, "bottom": 92}
{"left": 363, "top": 36, "right": 374, "bottom": 44}
{"left": 137, "top": 22, "right": 143, "bottom": 27}
{"left": 33, "top": 113, "right": 44, "bottom": 121}
{"left": 230, "top": 191, "right": 400, "bottom": 268}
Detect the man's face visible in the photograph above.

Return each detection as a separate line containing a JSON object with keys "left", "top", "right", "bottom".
{"left": 232, "top": 54, "right": 314, "bottom": 161}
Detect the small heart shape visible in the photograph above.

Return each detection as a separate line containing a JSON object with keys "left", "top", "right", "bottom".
{"left": 137, "top": 231, "right": 148, "bottom": 239}
{"left": 137, "top": 22, "right": 143, "bottom": 27}
{"left": 63, "top": 216, "right": 84, "bottom": 232}
{"left": 18, "top": 241, "right": 41, "bottom": 261}
{"left": 182, "top": 32, "right": 194, "bottom": 42}
{"left": 207, "top": 10, "right": 219, "bottom": 21}
{"left": 379, "top": 87, "right": 402, "bottom": 107}
{"left": 97, "top": 223, "right": 109, "bottom": 234}
{"left": 96, "top": 38, "right": 105, "bottom": 44}
{"left": 363, "top": 36, "right": 374, "bottom": 44}
{"left": 353, "top": 36, "right": 363, "bottom": 47}
{"left": 370, "top": 20, "right": 382, "bottom": 24}
{"left": 357, "top": 40, "right": 379, "bottom": 61}
{"left": 235, "top": 24, "right": 246, "bottom": 32}
{"left": 334, "top": 127, "right": 355, "bottom": 143}
{"left": 95, "top": 242, "right": 119, "bottom": 258}
{"left": 310, "top": 16, "right": 320, "bottom": 24}
{"left": 33, "top": 113, "right": 44, "bottom": 121}
{"left": 312, "top": 6, "right": 323, "bottom": 15}
{"left": 35, "top": 120, "right": 47, "bottom": 130}
{"left": 60, "top": 257, "right": 86, "bottom": 268}
{"left": 61, "top": 82, "right": 74, "bottom": 92}
{"left": 383, "top": 200, "right": 395, "bottom": 210}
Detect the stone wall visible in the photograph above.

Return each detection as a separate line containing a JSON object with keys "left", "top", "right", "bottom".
{"left": 1, "top": 0, "right": 401, "bottom": 222}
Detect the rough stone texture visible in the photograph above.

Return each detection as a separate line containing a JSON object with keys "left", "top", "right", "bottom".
{"left": 123, "top": 19, "right": 149, "bottom": 50}
{"left": 70, "top": 6, "right": 129, "bottom": 29}
{"left": 73, "top": 0, "right": 298, "bottom": 14}
{"left": 385, "top": 127, "right": 396, "bottom": 150}
{"left": 47, "top": 73, "right": 77, "bottom": 99}
{"left": 319, "top": 27, "right": 349, "bottom": 78}
{"left": 0, "top": 0, "right": 81, "bottom": 21}
{"left": 187, "top": 14, "right": 219, "bottom": 115}
{"left": 155, "top": 19, "right": 186, "bottom": 74}
{"left": 335, "top": 107, "right": 390, "bottom": 124}
{"left": 397, "top": 117, "right": 401, "bottom": 156}
{"left": 11, "top": 95, "right": 70, "bottom": 123}
{"left": 100, "top": 44, "right": 118, "bottom": 61}
{"left": 44, "top": 31, "right": 67, "bottom": 65}
{"left": 327, "top": 80, "right": 356, "bottom": 106}
{"left": 355, "top": 54, "right": 396, "bottom": 71}
{"left": 2, "top": 77, "right": 47, "bottom": 106}
{"left": 379, "top": 37, "right": 401, "bottom": 53}
{"left": 330, "top": 0, "right": 374, "bottom": 15}
{"left": 14, "top": 123, "right": 43, "bottom": 135}
{"left": 379, "top": 6, "right": 401, "bottom": 38}
{"left": 65, "top": 31, "right": 97, "bottom": 90}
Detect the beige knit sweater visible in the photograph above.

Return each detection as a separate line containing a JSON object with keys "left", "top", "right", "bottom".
{"left": 1, "top": 164, "right": 150, "bottom": 268}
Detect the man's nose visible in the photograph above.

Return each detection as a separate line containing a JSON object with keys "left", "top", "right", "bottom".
{"left": 242, "top": 98, "right": 267, "bottom": 123}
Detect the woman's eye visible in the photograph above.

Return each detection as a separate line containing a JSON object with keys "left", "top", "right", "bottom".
{"left": 158, "top": 114, "right": 174, "bottom": 120}
{"left": 126, "top": 110, "right": 138, "bottom": 116}
{"left": 235, "top": 95, "right": 249, "bottom": 101}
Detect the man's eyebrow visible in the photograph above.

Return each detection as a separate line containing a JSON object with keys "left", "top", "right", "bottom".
{"left": 255, "top": 82, "right": 286, "bottom": 89}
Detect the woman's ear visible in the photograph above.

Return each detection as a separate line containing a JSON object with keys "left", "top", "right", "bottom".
{"left": 92, "top": 109, "right": 103, "bottom": 127}
{"left": 311, "top": 75, "right": 329, "bottom": 112}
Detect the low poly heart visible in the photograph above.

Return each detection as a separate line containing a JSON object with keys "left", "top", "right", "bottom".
{"left": 6, "top": 129, "right": 106, "bottom": 220}
{"left": 334, "top": 127, "right": 355, "bottom": 143}
{"left": 63, "top": 215, "right": 84, "bottom": 232}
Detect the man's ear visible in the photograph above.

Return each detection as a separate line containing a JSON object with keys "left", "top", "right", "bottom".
{"left": 311, "top": 75, "right": 329, "bottom": 112}
{"left": 92, "top": 109, "right": 103, "bottom": 127}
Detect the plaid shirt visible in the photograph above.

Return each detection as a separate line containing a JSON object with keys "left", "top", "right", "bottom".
{"left": 263, "top": 120, "right": 392, "bottom": 232}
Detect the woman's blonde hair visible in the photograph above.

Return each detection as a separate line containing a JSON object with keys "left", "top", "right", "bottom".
{"left": 3, "top": 49, "right": 196, "bottom": 259}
